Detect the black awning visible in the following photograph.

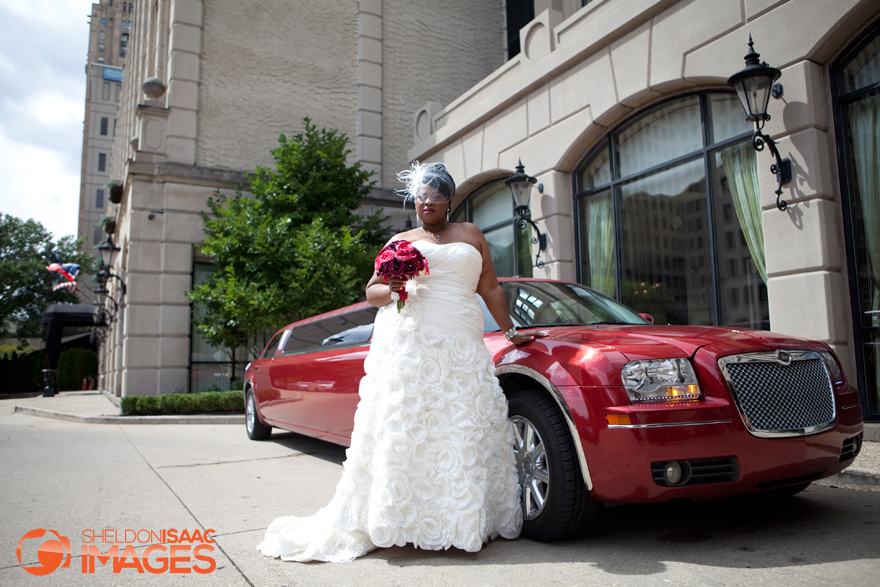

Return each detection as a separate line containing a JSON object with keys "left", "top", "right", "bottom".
{"left": 41, "top": 304, "right": 96, "bottom": 326}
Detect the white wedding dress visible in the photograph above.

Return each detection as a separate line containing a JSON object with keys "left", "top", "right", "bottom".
{"left": 257, "top": 240, "right": 522, "bottom": 562}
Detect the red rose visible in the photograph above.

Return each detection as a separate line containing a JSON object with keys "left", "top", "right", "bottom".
{"left": 375, "top": 250, "right": 395, "bottom": 270}
{"left": 373, "top": 240, "right": 429, "bottom": 311}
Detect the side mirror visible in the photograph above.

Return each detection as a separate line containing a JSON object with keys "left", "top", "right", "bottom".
{"left": 639, "top": 313, "right": 655, "bottom": 324}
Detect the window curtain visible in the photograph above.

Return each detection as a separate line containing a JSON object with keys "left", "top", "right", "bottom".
{"left": 721, "top": 142, "right": 767, "bottom": 283}
{"left": 588, "top": 192, "right": 616, "bottom": 296}
{"left": 850, "top": 95, "right": 880, "bottom": 316}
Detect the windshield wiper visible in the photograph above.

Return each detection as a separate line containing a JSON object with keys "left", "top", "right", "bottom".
{"left": 588, "top": 321, "right": 632, "bottom": 326}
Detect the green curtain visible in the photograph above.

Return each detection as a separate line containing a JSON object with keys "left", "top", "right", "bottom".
{"left": 515, "top": 222, "right": 534, "bottom": 278}
{"left": 587, "top": 192, "right": 616, "bottom": 296}
{"left": 721, "top": 142, "right": 767, "bottom": 283}
{"left": 850, "top": 95, "right": 880, "bottom": 316}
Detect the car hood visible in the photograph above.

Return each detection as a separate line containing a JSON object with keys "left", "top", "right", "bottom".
{"left": 538, "top": 324, "right": 813, "bottom": 360}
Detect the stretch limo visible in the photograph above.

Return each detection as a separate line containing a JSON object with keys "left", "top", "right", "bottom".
{"left": 243, "top": 278, "right": 864, "bottom": 541}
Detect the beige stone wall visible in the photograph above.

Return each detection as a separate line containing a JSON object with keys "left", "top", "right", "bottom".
{"left": 381, "top": 0, "right": 506, "bottom": 188}
{"left": 100, "top": 0, "right": 512, "bottom": 395}
{"left": 197, "top": 0, "right": 359, "bottom": 171}
{"left": 408, "top": 0, "right": 880, "bottom": 380}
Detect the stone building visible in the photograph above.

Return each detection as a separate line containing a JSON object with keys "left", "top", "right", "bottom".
{"left": 405, "top": 0, "right": 880, "bottom": 423}
{"left": 99, "top": 0, "right": 879, "bottom": 423}
{"left": 101, "top": 0, "right": 505, "bottom": 396}
{"left": 78, "top": 0, "right": 132, "bottom": 301}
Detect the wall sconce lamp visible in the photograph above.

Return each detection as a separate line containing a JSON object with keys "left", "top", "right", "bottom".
{"left": 505, "top": 160, "right": 548, "bottom": 268}
{"left": 727, "top": 35, "right": 792, "bottom": 211}
{"left": 95, "top": 235, "right": 126, "bottom": 323}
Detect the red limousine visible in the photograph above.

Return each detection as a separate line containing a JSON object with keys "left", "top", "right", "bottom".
{"left": 243, "top": 278, "right": 864, "bottom": 541}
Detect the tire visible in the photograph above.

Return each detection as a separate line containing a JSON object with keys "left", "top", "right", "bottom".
{"left": 508, "top": 388, "right": 599, "bottom": 541}
{"left": 245, "top": 389, "right": 272, "bottom": 440}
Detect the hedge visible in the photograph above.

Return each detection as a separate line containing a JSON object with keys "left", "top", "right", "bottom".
{"left": 0, "top": 350, "right": 45, "bottom": 393}
{"left": 121, "top": 390, "right": 243, "bottom": 416}
{"left": 57, "top": 348, "right": 98, "bottom": 391}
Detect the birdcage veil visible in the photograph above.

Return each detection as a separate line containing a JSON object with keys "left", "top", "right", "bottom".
{"left": 395, "top": 161, "right": 456, "bottom": 207}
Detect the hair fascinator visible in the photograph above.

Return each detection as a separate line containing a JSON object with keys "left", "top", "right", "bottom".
{"left": 396, "top": 161, "right": 456, "bottom": 207}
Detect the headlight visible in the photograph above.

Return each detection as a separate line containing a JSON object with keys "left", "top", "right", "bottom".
{"left": 621, "top": 358, "right": 702, "bottom": 402}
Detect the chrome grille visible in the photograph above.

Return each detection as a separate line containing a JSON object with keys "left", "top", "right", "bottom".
{"left": 718, "top": 351, "right": 836, "bottom": 438}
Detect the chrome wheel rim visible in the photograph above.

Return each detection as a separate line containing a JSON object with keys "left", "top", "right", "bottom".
{"left": 245, "top": 393, "right": 255, "bottom": 435}
{"left": 510, "top": 414, "right": 549, "bottom": 521}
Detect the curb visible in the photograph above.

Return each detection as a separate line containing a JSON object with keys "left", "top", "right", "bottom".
{"left": 13, "top": 405, "right": 243, "bottom": 425}
{"left": 816, "top": 468, "right": 880, "bottom": 492}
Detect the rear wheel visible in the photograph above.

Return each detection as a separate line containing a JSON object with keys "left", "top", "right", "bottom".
{"left": 245, "top": 389, "right": 272, "bottom": 440}
{"left": 508, "top": 388, "right": 599, "bottom": 541}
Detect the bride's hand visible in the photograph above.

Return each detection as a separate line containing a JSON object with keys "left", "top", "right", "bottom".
{"left": 510, "top": 331, "right": 547, "bottom": 345}
{"left": 387, "top": 277, "right": 407, "bottom": 294}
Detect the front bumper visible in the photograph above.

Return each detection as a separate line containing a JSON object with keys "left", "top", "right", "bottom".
{"left": 574, "top": 385, "right": 864, "bottom": 504}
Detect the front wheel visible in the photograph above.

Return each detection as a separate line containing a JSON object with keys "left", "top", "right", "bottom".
{"left": 508, "top": 388, "right": 599, "bottom": 541}
{"left": 245, "top": 389, "right": 272, "bottom": 440}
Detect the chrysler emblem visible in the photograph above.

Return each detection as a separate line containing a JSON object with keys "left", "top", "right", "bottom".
{"left": 775, "top": 350, "right": 792, "bottom": 366}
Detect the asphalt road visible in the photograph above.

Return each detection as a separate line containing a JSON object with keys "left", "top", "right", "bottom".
{"left": 1, "top": 399, "right": 878, "bottom": 586}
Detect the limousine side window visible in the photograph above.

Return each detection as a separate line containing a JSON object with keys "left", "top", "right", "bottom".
{"left": 284, "top": 306, "right": 379, "bottom": 354}
{"left": 261, "top": 329, "right": 290, "bottom": 359}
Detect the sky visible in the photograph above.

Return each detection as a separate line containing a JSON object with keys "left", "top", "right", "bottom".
{"left": 0, "top": 0, "right": 97, "bottom": 242}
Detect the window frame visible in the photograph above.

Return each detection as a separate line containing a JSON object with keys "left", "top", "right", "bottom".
{"left": 830, "top": 18, "right": 880, "bottom": 420}
{"left": 573, "top": 91, "right": 756, "bottom": 326}
{"left": 451, "top": 178, "right": 532, "bottom": 277}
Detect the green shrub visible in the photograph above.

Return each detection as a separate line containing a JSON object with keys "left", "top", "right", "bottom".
{"left": 57, "top": 348, "right": 98, "bottom": 391}
{"left": 121, "top": 390, "right": 243, "bottom": 416}
{"left": 0, "top": 350, "right": 44, "bottom": 393}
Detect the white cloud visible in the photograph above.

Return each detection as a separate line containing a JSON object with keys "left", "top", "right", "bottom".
{"left": 0, "top": 0, "right": 95, "bottom": 241}
{"left": 0, "top": 134, "right": 81, "bottom": 241}
{"left": 32, "top": 92, "right": 85, "bottom": 127}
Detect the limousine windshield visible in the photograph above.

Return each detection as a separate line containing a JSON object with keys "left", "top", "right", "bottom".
{"left": 481, "top": 281, "right": 650, "bottom": 332}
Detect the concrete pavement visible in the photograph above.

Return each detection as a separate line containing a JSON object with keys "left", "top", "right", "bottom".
{"left": 2, "top": 392, "right": 879, "bottom": 586}
{"left": 7, "top": 390, "right": 880, "bottom": 492}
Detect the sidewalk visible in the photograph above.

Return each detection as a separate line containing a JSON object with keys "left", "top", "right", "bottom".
{"left": 9, "top": 390, "right": 242, "bottom": 425}
{"left": 6, "top": 390, "right": 880, "bottom": 492}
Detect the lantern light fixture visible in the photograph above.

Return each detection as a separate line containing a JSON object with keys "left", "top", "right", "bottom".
{"left": 505, "top": 160, "right": 548, "bottom": 268}
{"left": 727, "top": 35, "right": 792, "bottom": 211}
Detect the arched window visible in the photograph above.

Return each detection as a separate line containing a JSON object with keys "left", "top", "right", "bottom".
{"left": 575, "top": 92, "right": 765, "bottom": 328}
{"left": 832, "top": 20, "right": 880, "bottom": 418}
{"left": 451, "top": 179, "right": 533, "bottom": 277}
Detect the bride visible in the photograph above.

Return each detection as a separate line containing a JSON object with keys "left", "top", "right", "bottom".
{"left": 258, "top": 162, "right": 543, "bottom": 562}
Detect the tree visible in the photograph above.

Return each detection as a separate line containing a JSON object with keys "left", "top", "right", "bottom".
{"left": 0, "top": 214, "right": 94, "bottom": 340}
{"left": 189, "top": 118, "right": 390, "bottom": 359}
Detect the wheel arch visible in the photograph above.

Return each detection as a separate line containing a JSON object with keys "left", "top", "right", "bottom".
{"left": 497, "top": 364, "right": 594, "bottom": 491}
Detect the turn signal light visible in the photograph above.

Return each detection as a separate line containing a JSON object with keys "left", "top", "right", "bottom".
{"left": 665, "top": 384, "right": 702, "bottom": 400}
{"left": 605, "top": 414, "right": 632, "bottom": 426}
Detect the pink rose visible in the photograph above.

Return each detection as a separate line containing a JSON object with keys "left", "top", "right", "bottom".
{"left": 375, "top": 250, "right": 395, "bottom": 271}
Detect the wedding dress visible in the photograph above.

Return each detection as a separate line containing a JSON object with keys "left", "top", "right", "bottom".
{"left": 257, "top": 240, "right": 522, "bottom": 562}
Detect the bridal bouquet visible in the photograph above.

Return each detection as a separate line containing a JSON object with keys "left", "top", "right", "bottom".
{"left": 374, "top": 240, "right": 429, "bottom": 312}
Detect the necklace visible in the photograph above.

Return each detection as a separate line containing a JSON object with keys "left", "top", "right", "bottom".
{"left": 423, "top": 225, "right": 445, "bottom": 242}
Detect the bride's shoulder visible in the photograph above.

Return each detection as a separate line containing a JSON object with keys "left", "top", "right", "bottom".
{"left": 456, "top": 223, "right": 487, "bottom": 250}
